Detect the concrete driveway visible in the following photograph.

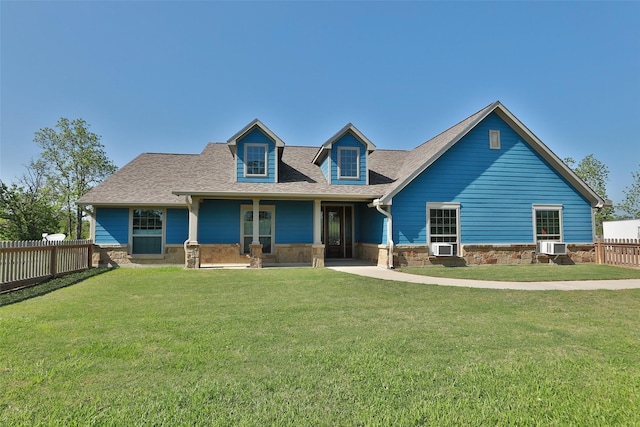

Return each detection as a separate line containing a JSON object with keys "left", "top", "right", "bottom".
{"left": 328, "top": 266, "right": 640, "bottom": 291}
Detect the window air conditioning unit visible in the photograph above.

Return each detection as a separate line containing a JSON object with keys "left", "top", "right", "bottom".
{"left": 538, "top": 241, "right": 567, "bottom": 256}
{"left": 431, "top": 243, "right": 454, "bottom": 257}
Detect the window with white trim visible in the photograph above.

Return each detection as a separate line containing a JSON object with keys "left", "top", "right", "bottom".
{"left": 489, "top": 130, "right": 501, "bottom": 150}
{"left": 132, "top": 209, "right": 163, "bottom": 255}
{"left": 533, "top": 205, "right": 563, "bottom": 241}
{"left": 245, "top": 143, "right": 267, "bottom": 176}
{"left": 427, "top": 202, "right": 460, "bottom": 255}
{"left": 241, "top": 205, "right": 275, "bottom": 254}
{"left": 338, "top": 147, "right": 359, "bottom": 179}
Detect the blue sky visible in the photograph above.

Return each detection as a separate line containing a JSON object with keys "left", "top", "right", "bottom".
{"left": 1, "top": 1, "right": 639, "bottom": 205}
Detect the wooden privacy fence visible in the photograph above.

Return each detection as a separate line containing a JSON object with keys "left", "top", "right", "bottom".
{"left": 595, "top": 239, "right": 640, "bottom": 268}
{"left": 0, "top": 240, "right": 93, "bottom": 293}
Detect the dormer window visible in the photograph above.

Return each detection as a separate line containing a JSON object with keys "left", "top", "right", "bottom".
{"left": 338, "top": 147, "right": 360, "bottom": 179}
{"left": 245, "top": 143, "right": 267, "bottom": 176}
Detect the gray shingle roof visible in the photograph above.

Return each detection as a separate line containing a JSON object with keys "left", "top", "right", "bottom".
{"left": 77, "top": 143, "right": 409, "bottom": 205}
{"left": 78, "top": 101, "right": 606, "bottom": 208}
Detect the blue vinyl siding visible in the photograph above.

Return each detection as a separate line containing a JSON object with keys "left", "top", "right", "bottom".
{"left": 270, "top": 200, "right": 313, "bottom": 244}
{"left": 236, "top": 128, "right": 277, "bottom": 183}
{"left": 198, "top": 199, "right": 246, "bottom": 244}
{"left": 95, "top": 207, "right": 129, "bottom": 244}
{"left": 393, "top": 112, "right": 594, "bottom": 245}
{"left": 357, "top": 202, "right": 386, "bottom": 244}
{"left": 330, "top": 132, "right": 367, "bottom": 185}
{"left": 166, "top": 208, "right": 188, "bottom": 244}
{"left": 198, "top": 199, "right": 313, "bottom": 244}
{"left": 321, "top": 156, "right": 330, "bottom": 183}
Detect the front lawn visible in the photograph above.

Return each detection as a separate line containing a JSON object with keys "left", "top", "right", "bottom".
{"left": 1, "top": 267, "right": 639, "bottom": 425}
{"left": 399, "top": 263, "right": 640, "bottom": 281}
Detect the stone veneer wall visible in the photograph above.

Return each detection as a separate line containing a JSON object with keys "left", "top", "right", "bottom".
{"left": 355, "top": 243, "right": 388, "bottom": 268}
{"left": 273, "top": 244, "right": 312, "bottom": 264}
{"left": 92, "top": 244, "right": 185, "bottom": 267}
{"left": 200, "top": 244, "right": 249, "bottom": 265}
{"left": 392, "top": 244, "right": 596, "bottom": 267}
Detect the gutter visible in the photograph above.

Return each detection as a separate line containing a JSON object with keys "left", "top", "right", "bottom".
{"left": 596, "top": 199, "right": 613, "bottom": 209}
{"left": 370, "top": 199, "right": 394, "bottom": 269}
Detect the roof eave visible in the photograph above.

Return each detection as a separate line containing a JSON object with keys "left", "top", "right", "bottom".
{"left": 313, "top": 123, "right": 376, "bottom": 166}
{"left": 379, "top": 101, "right": 500, "bottom": 204}
{"left": 171, "top": 190, "right": 381, "bottom": 201}
{"left": 492, "top": 107, "right": 606, "bottom": 207}
{"left": 380, "top": 101, "right": 605, "bottom": 208}
{"left": 226, "top": 119, "right": 286, "bottom": 149}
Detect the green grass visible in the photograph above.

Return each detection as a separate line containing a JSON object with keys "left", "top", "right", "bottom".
{"left": 1, "top": 267, "right": 639, "bottom": 425}
{"left": 399, "top": 263, "right": 640, "bottom": 281}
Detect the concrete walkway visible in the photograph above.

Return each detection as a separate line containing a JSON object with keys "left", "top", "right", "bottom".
{"left": 327, "top": 265, "right": 640, "bottom": 291}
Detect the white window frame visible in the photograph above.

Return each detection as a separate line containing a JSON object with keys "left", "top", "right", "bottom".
{"left": 337, "top": 146, "right": 360, "bottom": 180}
{"left": 489, "top": 130, "right": 501, "bottom": 150}
{"left": 532, "top": 204, "right": 563, "bottom": 242}
{"left": 240, "top": 205, "right": 275, "bottom": 254}
{"left": 130, "top": 208, "right": 165, "bottom": 256}
{"left": 244, "top": 143, "right": 268, "bottom": 177}
{"left": 426, "top": 202, "right": 461, "bottom": 256}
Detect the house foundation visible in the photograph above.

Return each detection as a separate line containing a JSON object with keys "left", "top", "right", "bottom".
{"left": 388, "top": 244, "right": 596, "bottom": 267}
{"left": 249, "top": 244, "right": 263, "bottom": 268}
{"left": 312, "top": 244, "right": 325, "bottom": 267}
{"left": 184, "top": 243, "right": 200, "bottom": 269}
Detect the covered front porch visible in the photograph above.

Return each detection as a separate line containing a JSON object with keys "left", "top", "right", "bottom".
{"left": 179, "top": 195, "right": 392, "bottom": 269}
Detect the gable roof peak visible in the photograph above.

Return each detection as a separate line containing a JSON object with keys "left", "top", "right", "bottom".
{"left": 312, "top": 122, "right": 376, "bottom": 165}
{"left": 226, "top": 118, "right": 285, "bottom": 156}
{"left": 379, "top": 100, "right": 605, "bottom": 208}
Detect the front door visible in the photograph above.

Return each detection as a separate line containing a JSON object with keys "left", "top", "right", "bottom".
{"left": 323, "top": 205, "right": 353, "bottom": 258}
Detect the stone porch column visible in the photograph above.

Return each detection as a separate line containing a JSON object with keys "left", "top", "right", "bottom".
{"left": 249, "top": 244, "right": 263, "bottom": 268}
{"left": 312, "top": 199, "right": 325, "bottom": 267}
{"left": 185, "top": 243, "right": 200, "bottom": 269}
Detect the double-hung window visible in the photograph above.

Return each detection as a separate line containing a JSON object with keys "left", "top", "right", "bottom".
{"left": 241, "top": 205, "right": 274, "bottom": 254}
{"left": 338, "top": 147, "right": 359, "bottom": 179}
{"left": 132, "top": 209, "right": 163, "bottom": 254}
{"left": 245, "top": 143, "right": 267, "bottom": 176}
{"left": 427, "top": 202, "right": 460, "bottom": 255}
{"left": 533, "top": 204, "right": 563, "bottom": 241}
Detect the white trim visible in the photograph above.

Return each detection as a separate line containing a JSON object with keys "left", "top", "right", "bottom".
{"left": 426, "top": 202, "right": 461, "bottom": 256}
{"left": 172, "top": 190, "right": 382, "bottom": 201}
{"left": 186, "top": 196, "right": 199, "bottom": 244}
{"left": 244, "top": 143, "right": 268, "bottom": 177}
{"left": 89, "top": 211, "right": 96, "bottom": 242}
{"left": 240, "top": 204, "right": 275, "bottom": 255}
{"left": 489, "top": 129, "right": 501, "bottom": 150}
{"left": 337, "top": 146, "right": 360, "bottom": 180}
{"left": 312, "top": 123, "right": 376, "bottom": 165}
{"left": 227, "top": 119, "right": 285, "bottom": 154}
{"left": 380, "top": 103, "right": 498, "bottom": 204}
{"left": 532, "top": 204, "right": 564, "bottom": 242}
{"left": 380, "top": 101, "right": 606, "bottom": 208}
{"left": 313, "top": 199, "right": 322, "bottom": 245}
{"left": 129, "top": 208, "right": 165, "bottom": 255}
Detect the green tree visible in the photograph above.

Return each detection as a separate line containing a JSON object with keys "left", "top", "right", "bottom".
{"left": 33, "top": 118, "right": 117, "bottom": 239}
{"left": 617, "top": 166, "right": 640, "bottom": 219}
{"left": 564, "top": 154, "right": 614, "bottom": 233}
{"left": 0, "top": 165, "right": 61, "bottom": 240}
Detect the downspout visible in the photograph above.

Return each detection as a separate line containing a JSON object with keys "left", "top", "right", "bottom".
{"left": 373, "top": 199, "right": 394, "bottom": 269}
{"left": 184, "top": 195, "right": 192, "bottom": 253}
